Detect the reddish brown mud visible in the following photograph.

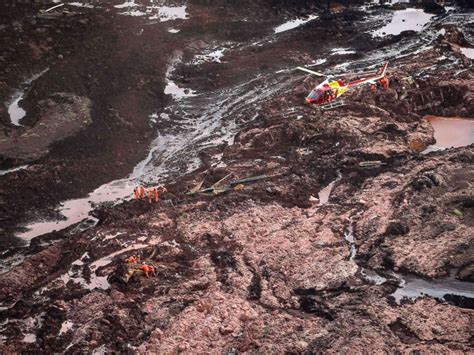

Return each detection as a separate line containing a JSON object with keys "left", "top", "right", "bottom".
{"left": 0, "top": 0, "right": 473, "bottom": 353}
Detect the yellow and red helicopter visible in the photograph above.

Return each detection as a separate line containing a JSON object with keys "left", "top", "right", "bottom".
{"left": 297, "top": 62, "right": 389, "bottom": 108}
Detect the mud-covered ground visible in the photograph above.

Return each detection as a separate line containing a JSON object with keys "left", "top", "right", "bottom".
{"left": 0, "top": 0, "right": 473, "bottom": 353}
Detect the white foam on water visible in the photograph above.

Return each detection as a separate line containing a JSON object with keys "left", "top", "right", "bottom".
{"left": 149, "top": 6, "right": 188, "bottom": 22}
{"left": 164, "top": 54, "right": 198, "bottom": 100}
{"left": 164, "top": 81, "right": 197, "bottom": 100}
{"left": 68, "top": 2, "right": 94, "bottom": 8}
{"left": 168, "top": 28, "right": 180, "bottom": 33}
{"left": 119, "top": 10, "right": 146, "bottom": 16}
{"left": 460, "top": 47, "right": 474, "bottom": 59}
{"left": 193, "top": 49, "right": 225, "bottom": 65}
{"left": 0, "top": 165, "right": 28, "bottom": 176}
{"left": 331, "top": 48, "right": 356, "bottom": 55}
{"left": 372, "top": 8, "right": 434, "bottom": 37}
{"left": 274, "top": 14, "right": 318, "bottom": 34}
{"left": 114, "top": 1, "right": 138, "bottom": 9}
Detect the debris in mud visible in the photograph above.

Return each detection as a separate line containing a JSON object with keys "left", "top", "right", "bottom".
{"left": 1, "top": 0, "right": 473, "bottom": 353}
{"left": 188, "top": 173, "right": 281, "bottom": 196}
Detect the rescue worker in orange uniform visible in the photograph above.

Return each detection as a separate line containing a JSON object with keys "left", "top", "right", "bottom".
{"left": 139, "top": 264, "right": 156, "bottom": 278}
{"left": 147, "top": 188, "right": 153, "bottom": 203}
{"left": 380, "top": 76, "right": 389, "bottom": 90}
{"left": 133, "top": 187, "right": 139, "bottom": 200}
{"left": 140, "top": 186, "right": 146, "bottom": 199}
{"left": 126, "top": 255, "right": 140, "bottom": 264}
{"left": 153, "top": 187, "right": 159, "bottom": 202}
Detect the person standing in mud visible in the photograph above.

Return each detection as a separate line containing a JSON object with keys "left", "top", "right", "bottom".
{"left": 153, "top": 187, "right": 159, "bottom": 203}
{"left": 140, "top": 186, "right": 146, "bottom": 199}
{"left": 147, "top": 188, "right": 153, "bottom": 203}
{"left": 133, "top": 187, "right": 139, "bottom": 200}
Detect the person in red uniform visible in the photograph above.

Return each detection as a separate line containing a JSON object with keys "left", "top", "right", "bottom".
{"left": 139, "top": 265, "right": 156, "bottom": 278}
{"left": 153, "top": 187, "right": 159, "bottom": 203}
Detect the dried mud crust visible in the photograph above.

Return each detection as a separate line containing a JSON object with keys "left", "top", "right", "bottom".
{"left": 353, "top": 149, "right": 474, "bottom": 279}
{"left": 0, "top": 1, "right": 473, "bottom": 353}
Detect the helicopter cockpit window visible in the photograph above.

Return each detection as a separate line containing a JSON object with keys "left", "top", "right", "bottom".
{"left": 308, "top": 90, "right": 319, "bottom": 100}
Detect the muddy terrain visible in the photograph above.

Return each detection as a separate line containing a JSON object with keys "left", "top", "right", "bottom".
{"left": 0, "top": 0, "right": 473, "bottom": 353}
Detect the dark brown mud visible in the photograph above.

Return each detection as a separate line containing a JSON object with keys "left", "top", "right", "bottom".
{"left": 0, "top": 0, "right": 473, "bottom": 353}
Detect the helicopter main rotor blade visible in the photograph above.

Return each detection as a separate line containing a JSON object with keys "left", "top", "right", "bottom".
{"left": 296, "top": 66, "right": 326, "bottom": 77}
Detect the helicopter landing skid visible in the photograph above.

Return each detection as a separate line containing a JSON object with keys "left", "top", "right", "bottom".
{"left": 321, "top": 101, "right": 345, "bottom": 110}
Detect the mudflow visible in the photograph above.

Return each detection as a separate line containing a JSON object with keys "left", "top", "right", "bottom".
{"left": 0, "top": 0, "right": 473, "bottom": 353}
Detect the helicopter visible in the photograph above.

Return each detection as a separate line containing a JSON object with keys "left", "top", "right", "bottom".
{"left": 297, "top": 62, "right": 389, "bottom": 109}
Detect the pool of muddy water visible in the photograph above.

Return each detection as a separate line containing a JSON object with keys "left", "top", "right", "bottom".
{"left": 423, "top": 116, "right": 474, "bottom": 153}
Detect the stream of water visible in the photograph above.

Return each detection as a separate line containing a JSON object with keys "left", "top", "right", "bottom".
{"left": 14, "top": 53, "right": 290, "bottom": 243}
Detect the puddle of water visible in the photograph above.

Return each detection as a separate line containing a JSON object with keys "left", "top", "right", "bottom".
{"left": 423, "top": 116, "right": 474, "bottom": 153}
{"left": 274, "top": 14, "right": 318, "bottom": 34}
{"left": 391, "top": 274, "right": 474, "bottom": 304}
{"left": 318, "top": 172, "right": 342, "bottom": 205}
{"left": 7, "top": 93, "right": 26, "bottom": 126}
{"left": 16, "top": 179, "right": 134, "bottom": 242}
{"left": 460, "top": 47, "right": 474, "bottom": 59}
{"left": 0, "top": 165, "right": 28, "bottom": 176}
{"left": 372, "top": 8, "right": 433, "bottom": 37}
{"left": 6, "top": 69, "right": 49, "bottom": 126}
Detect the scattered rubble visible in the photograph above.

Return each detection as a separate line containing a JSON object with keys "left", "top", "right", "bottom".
{"left": 0, "top": 0, "right": 472, "bottom": 353}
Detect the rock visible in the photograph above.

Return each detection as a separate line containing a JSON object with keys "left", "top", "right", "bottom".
{"left": 457, "top": 264, "right": 474, "bottom": 281}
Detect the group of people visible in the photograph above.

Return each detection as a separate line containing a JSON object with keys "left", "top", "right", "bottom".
{"left": 133, "top": 185, "right": 167, "bottom": 203}
{"left": 371, "top": 76, "right": 390, "bottom": 91}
